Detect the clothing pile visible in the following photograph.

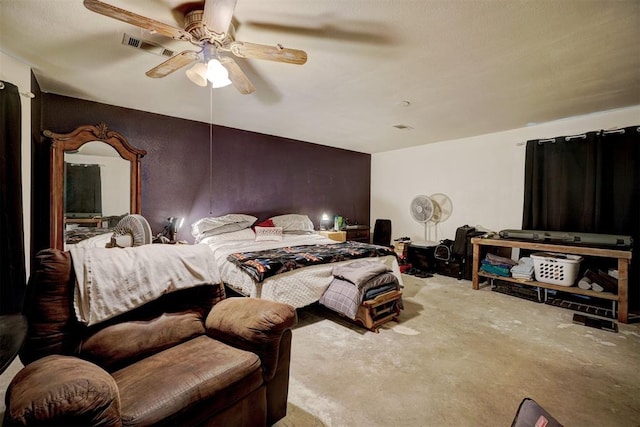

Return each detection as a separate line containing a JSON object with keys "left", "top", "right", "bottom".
{"left": 578, "top": 269, "right": 618, "bottom": 293}
{"left": 479, "top": 253, "right": 518, "bottom": 277}
{"left": 510, "top": 257, "right": 535, "bottom": 280}
{"left": 319, "top": 260, "right": 401, "bottom": 320}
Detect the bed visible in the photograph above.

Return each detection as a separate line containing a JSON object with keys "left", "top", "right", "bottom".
{"left": 64, "top": 214, "right": 128, "bottom": 248}
{"left": 194, "top": 214, "right": 403, "bottom": 309}
{"left": 65, "top": 227, "right": 115, "bottom": 247}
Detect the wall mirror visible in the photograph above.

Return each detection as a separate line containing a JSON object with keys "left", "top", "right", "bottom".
{"left": 45, "top": 123, "right": 146, "bottom": 249}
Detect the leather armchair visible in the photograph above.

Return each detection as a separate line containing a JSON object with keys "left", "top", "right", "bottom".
{"left": 4, "top": 249, "right": 297, "bottom": 426}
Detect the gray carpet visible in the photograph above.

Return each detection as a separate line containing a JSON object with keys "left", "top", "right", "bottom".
{"left": 277, "top": 274, "right": 640, "bottom": 427}
{"left": 2, "top": 274, "right": 639, "bottom": 426}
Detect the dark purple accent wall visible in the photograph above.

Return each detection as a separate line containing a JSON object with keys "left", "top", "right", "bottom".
{"left": 35, "top": 94, "right": 370, "bottom": 247}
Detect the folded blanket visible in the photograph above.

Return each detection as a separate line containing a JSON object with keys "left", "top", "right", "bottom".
{"left": 70, "top": 244, "right": 217, "bottom": 326}
{"left": 332, "top": 259, "right": 391, "bottom": 288}
{"left": 484, "top": 253, "right": 518, "bottom": 267}
{"left": 364, "top": 283, "right": 398, "bottom": 300}
{"left": 480, "top": 263, "right": 510, "bottom": 277}
{"left": 320, "top": 260, "right": 400, "bottom": 319}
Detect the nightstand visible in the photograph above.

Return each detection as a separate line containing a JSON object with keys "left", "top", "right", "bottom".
{"left": 345, "top": 225, "right": 370, "bottom": 243}
{"left": 318, "top": 230, "right": 347, "bottom": 242}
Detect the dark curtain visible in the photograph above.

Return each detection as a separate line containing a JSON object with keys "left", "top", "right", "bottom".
{"left": 65, "top": 163, "right": 102, "bottom": 216}
{"left": 523, "top": 125, "right": 640, "bottom": 307}
{"left": 0, "top": 81, "right": 26, "bottom": 314}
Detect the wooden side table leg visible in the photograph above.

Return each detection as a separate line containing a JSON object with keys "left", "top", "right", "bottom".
{"left": 472, "top": 242, "right": 480, "bottom": 290}
{"left": 617, "top": 258, "right": 629, "bottom": 323}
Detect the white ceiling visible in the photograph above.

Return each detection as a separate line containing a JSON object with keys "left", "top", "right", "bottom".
{"left": 1, "top": 0, "right": 639, "bottom": 154}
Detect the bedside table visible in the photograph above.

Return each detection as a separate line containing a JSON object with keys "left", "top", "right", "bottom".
{"left": 345, "top": 225, "right": 370, "bottom": 243}
{"left": 318, "top": 230, "right": 347, "bottom": 242}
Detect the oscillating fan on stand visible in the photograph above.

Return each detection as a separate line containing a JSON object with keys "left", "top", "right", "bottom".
{"left": 409, "top": 194, "right": 453, "bottom": 242}
{"left": 410, "top": 195, "right": 435, "bottom": 242}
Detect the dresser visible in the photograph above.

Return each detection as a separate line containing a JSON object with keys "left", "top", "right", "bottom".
{"left": 345, "top": 225, "right": 370, "bottom": 243}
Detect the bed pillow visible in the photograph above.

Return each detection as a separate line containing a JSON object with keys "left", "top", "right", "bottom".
{"left": 255, "top": 226, "right": 284, "bottom": 242}
{"left": 198, "top": 228, "right": 256, "bottom": 244}
{"left": 254, "top": 219, "right": 275, "bottom": 228}
{"left": 269, "top": 214, "right": 315, "bottom": 234}
{"left": 191, "top": 214, "right": 257, "bottom": 238}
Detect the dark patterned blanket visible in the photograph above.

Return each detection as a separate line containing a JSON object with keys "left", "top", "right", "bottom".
{"left": 65, "top": 227, "right": 114, "bottom": 245}
{"left": 227, "top": 241, "right": 396, "bottom": 283}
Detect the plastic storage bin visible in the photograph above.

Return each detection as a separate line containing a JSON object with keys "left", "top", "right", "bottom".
{"left": 531, "top": 252, "right": 582, "bottom": 286}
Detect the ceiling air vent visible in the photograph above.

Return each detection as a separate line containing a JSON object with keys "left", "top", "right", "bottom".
{"left": 121, "top": 33, "right": 175, "bottom": 57}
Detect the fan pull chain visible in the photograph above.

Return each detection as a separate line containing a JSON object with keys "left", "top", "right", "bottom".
{"left": 209, "top": 86, "right": 214, "bottom": 215}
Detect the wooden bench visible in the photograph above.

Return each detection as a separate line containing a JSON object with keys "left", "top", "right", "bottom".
{"left": 355, "top": 290, "right": 403, "bottom": 333}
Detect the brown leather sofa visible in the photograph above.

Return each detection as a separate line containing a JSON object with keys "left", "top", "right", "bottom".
{"left": 4, "top": 249, "right": 297, "bottom": 426}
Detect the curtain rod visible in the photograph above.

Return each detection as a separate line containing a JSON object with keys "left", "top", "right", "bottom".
{"left": 533, "top": 133, "right": 587, "bottom": 145}
{"left": 602, "top": 129, "right": 625, "bottom": 135}
{"left": 0, "top": 80, "right": 36, "bottom": 98}
{"left": 523, "top": 126, "right": 639, "bottom": 145}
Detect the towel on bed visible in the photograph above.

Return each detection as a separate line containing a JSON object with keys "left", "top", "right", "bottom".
{"left": 70, "top": 244, "right": 218, "bottom": 326}
{"left": 320, "top": 260, "right": 400, "bottom": 319}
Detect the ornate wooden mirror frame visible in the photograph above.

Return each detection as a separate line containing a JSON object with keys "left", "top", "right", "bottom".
{"left": 44, "top": 123, "right": 146, "bottom": 250}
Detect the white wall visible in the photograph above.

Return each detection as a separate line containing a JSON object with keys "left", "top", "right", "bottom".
{"left": 0, "top": 51, "right": 32, "bottom": 275}
{"left": 371, "top": 105, "right": 640, "bottom": 243}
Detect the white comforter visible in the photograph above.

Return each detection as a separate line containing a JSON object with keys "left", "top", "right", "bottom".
{"left": 70, "top": 244, "right": 218, "bottom": 326}
{"left": 202, "top": 234, "right": 402, "bottom": 308}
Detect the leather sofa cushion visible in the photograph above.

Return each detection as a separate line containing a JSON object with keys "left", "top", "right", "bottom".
{"left": 5, "top": 355, "right": 121, "bottom": 427}
{"left": 206, "top": 298, "right": 297, "bottom": 380}
{"left": 21, "top": 250, "right": 79, "bottom": 364}
{"left": 80, "top": 311, "right": 205, "bottom": 371}
{"left": 112, "top": 335, "right": 263, "bottom": 427}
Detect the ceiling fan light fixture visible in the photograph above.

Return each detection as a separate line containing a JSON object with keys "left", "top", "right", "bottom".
{"left": 206, "top": 59, "right": 232, "bottom": 88}
{"left": 185, "top": 62, "right": 208, "bottom": 87}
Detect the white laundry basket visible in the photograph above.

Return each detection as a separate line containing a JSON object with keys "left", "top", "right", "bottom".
{"left": 531, "top": 252, "right": 582, "bottom": 286}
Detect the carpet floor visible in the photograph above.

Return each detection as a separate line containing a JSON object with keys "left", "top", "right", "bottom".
{"left": 276, "top": 274, "right": 640, "bottom": 427}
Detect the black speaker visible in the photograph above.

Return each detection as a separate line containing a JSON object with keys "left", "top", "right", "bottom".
{"left": 372, "top": 219, "right": 392, "bottom": 247}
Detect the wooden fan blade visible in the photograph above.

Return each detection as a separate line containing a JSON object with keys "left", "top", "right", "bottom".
{"left": 219, "top": 56, "right": 255, "bottom": 95}
{"left": 146, "top": 51, "right": 198, "bottom": 78}
{"left": 203, "top": 0, "right": 237, "bottom": 37}
{"left": 83, "top": 0, "right": 192, "bottom": 41}
{"left": 229, "top": 41, "right": 307, "bottom": 65}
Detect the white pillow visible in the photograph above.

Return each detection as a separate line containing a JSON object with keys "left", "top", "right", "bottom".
{"left": 191, "top": 214, "right": 257, "bottom": 238}
{"left": 269, "top": 214, "right": 315, "bottom": 233}
{"left": 255, "top": 226, "right": 284, "bottom": 242}
{"left": 198, "top": 228, "right": 256, "bottom": 244}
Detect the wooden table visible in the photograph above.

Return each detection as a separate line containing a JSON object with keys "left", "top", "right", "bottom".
{"left": 471, "top": 237, "right": 633, "bottom": 323}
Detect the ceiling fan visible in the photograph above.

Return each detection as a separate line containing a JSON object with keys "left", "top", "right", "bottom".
{"left": 83, "top": 0, "right": 308, "bottom": 94}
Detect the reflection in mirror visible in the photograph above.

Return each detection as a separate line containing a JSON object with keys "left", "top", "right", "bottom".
{"left": 63, "top": 142, "right": 131, "bottom": 247}
{"left": 64, "top": 142, "right": 130, "bottom": 219}
{"left": 45, "top": 123, "right": 146, "bottom": 250}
